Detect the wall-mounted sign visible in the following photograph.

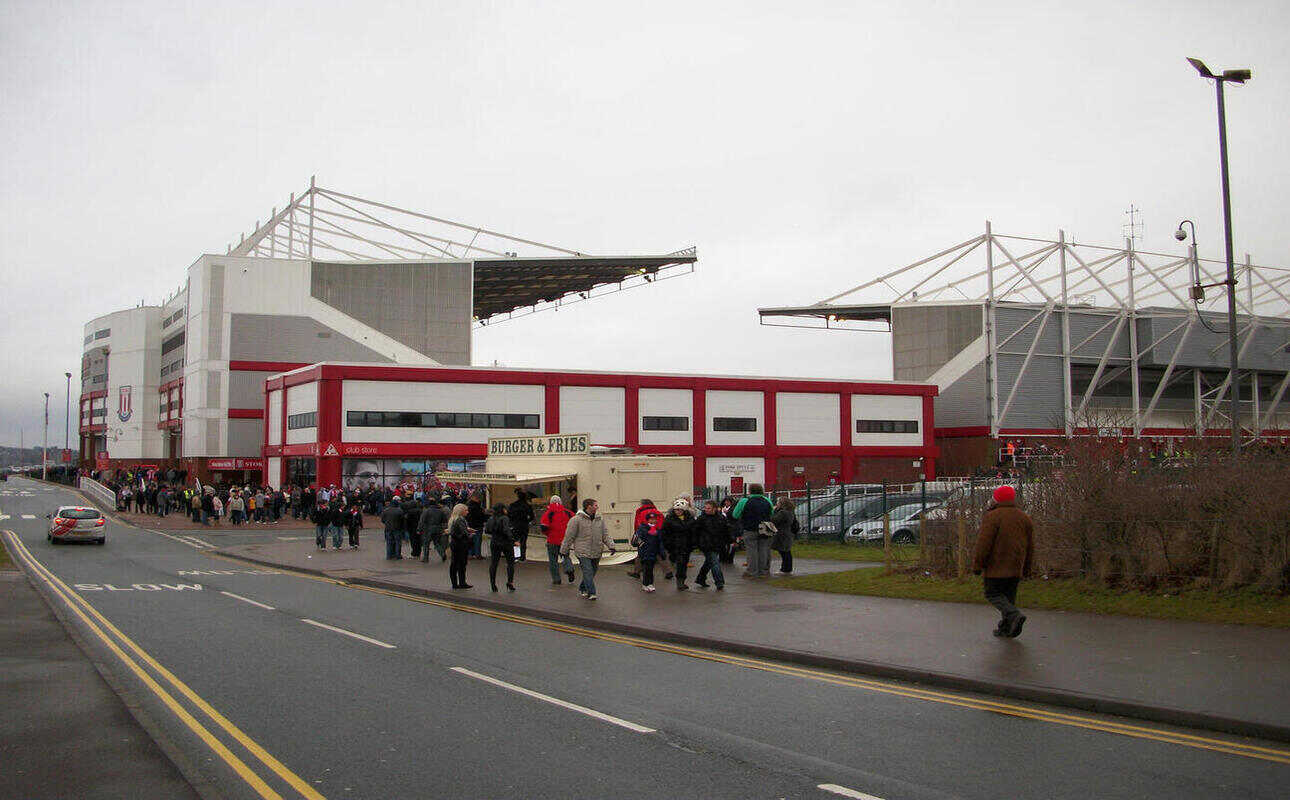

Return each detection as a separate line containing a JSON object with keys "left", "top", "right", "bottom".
{"left": 487, "top": 433, "right": 590, "bottom": 457}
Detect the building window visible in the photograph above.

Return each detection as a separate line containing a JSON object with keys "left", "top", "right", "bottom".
{"left": 162, "top": 308, "right": 185, "bottom": 328}
{"left": 91, "top": 374, "right": 106, "bottom": 384}
{"left": 345, "top": 410, "right": 540, "bottom": 429}
{"left": 287, "top": 412, "right": 317, "bottom": 430}
{"left": 712, "top": 417, "right": 757, "bottom": 432}
{"left": 94, "top": 328, "right": 110, "bottom": 340}
{"left": 642, "top": 415, "right": 689, "bottom": 431}
{"left": 83, "top": 334, "right": 93, "bottom": 345}
{"left": 162, "top": 330, "right": 185, "bottom": 355}
{"left": 855, "top": 419, "right": 919, "bottom": 434}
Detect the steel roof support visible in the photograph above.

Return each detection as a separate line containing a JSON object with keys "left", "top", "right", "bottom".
{"left": 1077, "top": 312, "right": 1128, "bottom": 418}
{"left": 999, "top": 303, "right": 1054, "bottom": 428}
{"left": 1060, "top": 231, "right": 1074, "bottom": 436}
{"left": 1260, "top": 371, "right": 1290, "bottom": 430}
{"left": 1141, "top": 317, "right": 1196, "bottom": 428}
{"left": 985, "top": 222, "right": 1000, "bottom": 438}
{"left": 1127, "top": 238, "right": 1142, "bottom": 437}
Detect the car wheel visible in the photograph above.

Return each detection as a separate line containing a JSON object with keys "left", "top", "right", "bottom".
{"left": 95, "top": 538, "right": 106, "bottom": 545}
{"left": 892, "top": 530, "right": 915, "bottom": 544}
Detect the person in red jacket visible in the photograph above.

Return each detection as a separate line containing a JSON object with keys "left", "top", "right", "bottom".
{"left": 540, "top": 495, "right": 575, "bottom": 585}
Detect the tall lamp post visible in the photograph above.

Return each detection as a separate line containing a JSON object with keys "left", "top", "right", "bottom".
{"left": 64, "top": 372, "right": 72, "bottom": 468}
{"left": 42, "top": 392, "right": 50, "bottom": 480}
{"left": 1187, "top": 56, "right": 1250, "bottom": 455}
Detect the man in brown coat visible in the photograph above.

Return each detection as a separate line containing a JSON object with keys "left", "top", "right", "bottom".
{"left": 972, "top": 485, "right": 1034, "bottom": 638}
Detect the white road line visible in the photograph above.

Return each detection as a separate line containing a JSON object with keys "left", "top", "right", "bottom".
{"left": 179, "top": 535, "right": 214, "bottom": 549}
{"left": 300, "top": 619, "right": 396, "bottom": 649}
{"left": 449, "top": 667, "right": 656, "bottom": 734}
{"left": 0, "top": 515, "right": 9, "bottom": 521}
{"left": 21, "top": 514, "right": 36, "bottom": 520}
{"left": 220, "top": 591, "right": 276, "bottom": 611}
{"left": 818, "top": 784, "right": 885, "bottom": 800}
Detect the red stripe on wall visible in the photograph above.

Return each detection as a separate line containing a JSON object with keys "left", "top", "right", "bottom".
{"left": 228, "top": 408, "right": 264, "bottom": 419}
{"left": 229, "top": 360, "right": 311, "bottom": 373}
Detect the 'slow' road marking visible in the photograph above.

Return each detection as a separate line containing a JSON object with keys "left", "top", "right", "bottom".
{"left": 819, "top": 784, "right": 884, "bottom": 800}
{"left": 21, "top": 514, "right": 35, "bottom": 519}
{"left": 300, "top": 618, "right": 395, "bottom": 648}
{"left": 450, "top": 666, "right": 656, "bottom": 734}
{"left": 220, "top": 591, "right": 276, "bottom": 611}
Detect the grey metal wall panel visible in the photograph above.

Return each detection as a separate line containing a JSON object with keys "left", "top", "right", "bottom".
{"left": 227, "top": 419, "right": 263, "bottom": 457}
{"left": 229, "top": 314, "right": 393, "bottom": 364}
{"left": 995, "top": 306, "right": 1061, "bottom": 355}
{"left": 996, "top": 354, "right": 1066, "bottom": 428}
{"left": 206, "top": 419, "right": 222, "bottom": 455}
{"left": 892, "top": 304, "right": 982, "bottom": 381}
{"left": 1068, "top": 311, "right": 1131, "bottom": 361}
{"left": 934, "top": 362, "right": 988, "bottom": 428}
{"left": 228, "top": 370, "right": 265, "bottom": 410}
{"left": 207, "top": 265, "right": 224, "bottom": 360}
{"left": 1150, "top": 315, "right": 1290, "bottom": 372}
{"left": 310, "top": 261, "right": 471, "bottom": 365}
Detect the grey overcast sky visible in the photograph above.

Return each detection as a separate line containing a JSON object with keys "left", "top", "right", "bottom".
{"left": 1, "top": 0, "right": 1287, "bottom": 447}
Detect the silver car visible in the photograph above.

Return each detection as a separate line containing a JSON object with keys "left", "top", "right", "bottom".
{"left": 47, "top": 505, "right": 107, "bottom": 545}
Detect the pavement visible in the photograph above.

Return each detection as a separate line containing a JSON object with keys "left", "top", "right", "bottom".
{"left": 217, "top": 533, "right": 1290, "bottom": 743}
{"left": 0, "top": 569, "right": 200, "bottom": 799}
{"left": 5, "top": 476, "right": 1288, "bottom": 799}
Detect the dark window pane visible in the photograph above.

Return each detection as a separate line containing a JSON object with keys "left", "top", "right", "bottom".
{"left": 471, "top": 414, "right": 489, "bottom": 427}
{"left": 421, "top": 413, "right": 436, "bottom": 427}
{"left": 524, "top": 415, "right": 539, "bottom": 429}
{"left": 455, "top": 413, "right": 471, "bottom": 427}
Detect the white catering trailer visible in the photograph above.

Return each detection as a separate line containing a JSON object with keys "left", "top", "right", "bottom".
{"left": 435, "top": 433, "right": 692, "bottom": 565}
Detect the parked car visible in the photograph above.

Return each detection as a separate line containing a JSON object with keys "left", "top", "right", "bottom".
{"left": 844, "top": 502, "right": 940, "bottom": 544}
{"left": 809, "top": 492, "right": 948, "bottom": 535}
{"left": 47, "top": 506, "right": 106, "bottom": 545}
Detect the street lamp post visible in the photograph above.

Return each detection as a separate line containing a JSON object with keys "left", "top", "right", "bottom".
{"left": 42, "top": 392, "right": 50, "bottom": 480}
{"left": 1187, "top": 57, "right": 1251, "bottom": 455}
{"left": 64, "top": 372, "right": 72, "bottom": 468}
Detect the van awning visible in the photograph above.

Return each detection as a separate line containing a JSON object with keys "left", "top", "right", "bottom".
{"left": 432, "top": 471, "right": 577, "bottom": 485}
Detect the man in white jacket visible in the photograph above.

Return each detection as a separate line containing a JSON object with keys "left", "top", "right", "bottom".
{"left": 559, "top": 499, "right": 616, "bottom": 600}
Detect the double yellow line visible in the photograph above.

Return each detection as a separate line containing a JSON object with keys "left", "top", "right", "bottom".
{"left": 4, "top": 531, "right": 325, "bottom": 800}
{"left": 211, "top": 554, "right": 1290, "bottom": 766}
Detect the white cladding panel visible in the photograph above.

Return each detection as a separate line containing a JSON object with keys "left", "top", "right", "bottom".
{"left": 284, "top": 383, "right": 319, "bottom": 445}
{"left": 638, "top": 388, "right": 692, "bottom": 445}
{"left": 776, "top": 392, "right": 840, "bottom": 446}
{"left": 266, "top": 457, "right": 282, "bottom": 490}
{"left": 267, "top": 389, "right": 283, "bottom": 446}
{"left": 560, "top": 386, "right": 624, "bottom": 445}
{"left": 101, "top": 307, "right": 163, "bottom": 460}
{"left": 851, "top": 394, "right": 925, "bottom": 447}
{"left": 704, "top": 457, "right": 765, "bottom": 490}
{"left": 705, "top": 390, "right": 765, "bottom": 446}
{"left": 341, "top": 380, "right": 544, "bottom": 444}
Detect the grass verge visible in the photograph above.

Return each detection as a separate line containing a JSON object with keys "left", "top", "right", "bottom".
{"left": 791, "top": 540, "right": 920, "bottom": 563}
{"left": 775, "top": 567, "right": 1290, "bottom": 627}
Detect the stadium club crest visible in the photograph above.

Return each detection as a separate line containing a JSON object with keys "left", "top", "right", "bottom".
{"left": 117, "top": 385, "right": 133, "bottom": 422}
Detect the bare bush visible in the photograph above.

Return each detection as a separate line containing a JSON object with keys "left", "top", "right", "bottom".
{"left": 920, "top": 442, "right": 1290, "bottom": 593}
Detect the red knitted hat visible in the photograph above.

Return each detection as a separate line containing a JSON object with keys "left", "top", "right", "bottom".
{"left": 993, "top": 485, "right": 1016, "bottom": 503}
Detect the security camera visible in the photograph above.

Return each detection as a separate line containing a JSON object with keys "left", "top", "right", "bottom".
{"left": 1174, "top": 229, "right": 1188, "bottom": 241}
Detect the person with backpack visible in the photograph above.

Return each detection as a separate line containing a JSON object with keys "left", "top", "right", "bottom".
{"left": 485, "top": 503, "right": 517, "bottom": 592}
{"left": 447, "top": 503, "right": 473, "bottom": 589}
{"left": 660, "top": 498, "right": 696, "bottom": 590}
{"left": 732, "top": 484, "right": 775, "bottom": 577}
{"left": 632, "top": 508, "right": 665, "bottom": 592}
{"left": 418, "top": 496, "right": 448, "bottom": 563}
{"left": 539, "top": 495, "right": 575, "bottom": 585}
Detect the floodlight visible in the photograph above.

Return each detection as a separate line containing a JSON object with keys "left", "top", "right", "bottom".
{"left": 1186, "top": 57, "right": 1213, "bottom": 78}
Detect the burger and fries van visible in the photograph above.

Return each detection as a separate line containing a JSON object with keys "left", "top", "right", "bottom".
{"left": 434, "top": 433, "right": 692, "bottom": 565}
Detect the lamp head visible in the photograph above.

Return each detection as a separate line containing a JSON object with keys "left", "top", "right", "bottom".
{"left": 1186, "top": 57, "right": 1214, "bottom": 78}
{"left": 1221, "top": 68, "right": 1252, "bottom": 83}
{"left": 1174, "top": 228, "right": 1188, "bottom": 242}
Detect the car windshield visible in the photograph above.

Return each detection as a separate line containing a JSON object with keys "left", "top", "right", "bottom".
{"left": 60, "top": 508, "right": 102, "bottom": 520}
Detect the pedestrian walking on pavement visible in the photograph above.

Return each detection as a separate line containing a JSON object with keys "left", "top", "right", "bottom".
{"left": 345, "top": 503, "right": 363, "bottom": 549}
{"left": 328, "top": 500, "right": 346, "bottom": 550}
{"left": 486, "top": 503, "right": 517, "bottom": 592}
{"left": 632, "top": 509, "right": 665, "bottom": 592}
{"left": 626, "top": 499, "right": 658, "bottom": 579}
{"left": 972, "top": 485, "right": 1034, "bottom": 638}
{"left": 507, "top": 489, "right": 535, "bottom": 562}
{"left": 770, "top": 497, "right": 799, "bottom": 574}
{"left": 380, "top": 496, "right": 406, "bottom": 560}
{"left": 402, "top": 494, "right": 423, "bottom": 559}
{"left": 466, "top": 492, "right": 488, "bottom": 559}
{"left": 732, "top": 484, "right": 775, "bottom": 577}
{"left": 418, "top": 497, "right": 448, "bottom": 563}
{"left": 693, "top": 500, "right": 732, "bottom": 589}
{"left": 311, "top": 501, "right": 331, "bottom": 551}
{"left": 661, "top": 498, "right": 696, "bottom": 590}
{"left": 560, "top": 498, "right": 616, "bottom": 600}
{"left": 447, "top": 503, "right": 473, "bottom": 589}
{"left": 540, "top": 495, "right": 575, "bottom": 585}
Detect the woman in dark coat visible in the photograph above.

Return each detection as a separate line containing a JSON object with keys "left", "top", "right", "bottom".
{"left": 485, "top": 503, "right": 517, "bottom": 592}
{"left": 770, "top": 497, "right": 799, "bottom": 574}
{"left": 660, "top": 499, "right": 696, "bottom": 590}
{"left": 447, "top": 504, "right": 473, "bottom": 589}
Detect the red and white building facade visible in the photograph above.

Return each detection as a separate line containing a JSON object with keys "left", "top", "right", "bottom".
{"left": 262, "top": 362, "right": 939, "bottom": 492}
